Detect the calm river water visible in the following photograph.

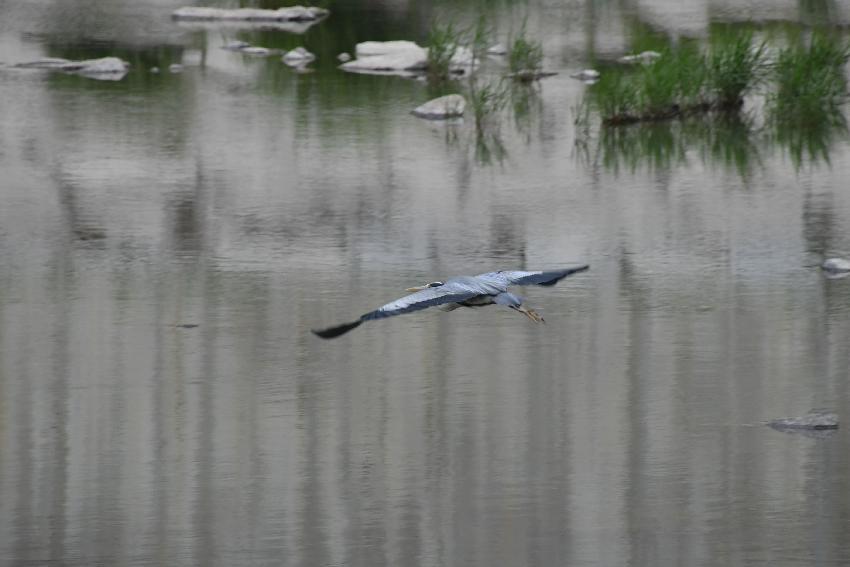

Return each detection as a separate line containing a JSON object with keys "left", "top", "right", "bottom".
{"left": 2, "top": 1, "right": 850, "bottom": 565}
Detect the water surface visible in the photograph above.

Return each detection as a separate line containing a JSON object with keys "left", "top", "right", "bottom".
{"left": 2, "top": 1, "right": 850, "bottom": 565}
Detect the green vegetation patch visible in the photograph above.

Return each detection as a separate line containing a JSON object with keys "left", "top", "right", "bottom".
{"left": 587, "top": 30, "right": 849, "bottom": 128}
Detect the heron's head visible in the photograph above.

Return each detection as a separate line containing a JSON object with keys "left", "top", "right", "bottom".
{"left": 406, "top": 281, "right": 444, "bottom": 292}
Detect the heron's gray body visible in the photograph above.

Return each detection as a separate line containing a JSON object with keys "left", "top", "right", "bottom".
{"left": 312, "top": 265, "right": 589, "bottom": 339}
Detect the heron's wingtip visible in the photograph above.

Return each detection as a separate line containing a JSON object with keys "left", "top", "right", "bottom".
{"left": 311, "top": 320, "right": 363, "bottom": 339}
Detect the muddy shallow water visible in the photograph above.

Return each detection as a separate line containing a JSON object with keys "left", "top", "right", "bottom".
{"left": 2, "top": 1, "right": 850, "bottom": 566}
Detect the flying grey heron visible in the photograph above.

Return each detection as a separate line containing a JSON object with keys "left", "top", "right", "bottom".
{"left": 312, "top": 265, "right": 589, "bottom": 339}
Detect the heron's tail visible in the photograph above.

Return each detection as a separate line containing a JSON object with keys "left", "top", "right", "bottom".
{"left": 311, "top": 319, "right": 363, "bottom": 339}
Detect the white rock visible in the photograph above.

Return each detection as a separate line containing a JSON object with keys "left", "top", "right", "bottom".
{"left": 240, "top": 46, "right": 272, "bottom": 56}
{"left": 355, "top": 40, "right": 422, "bottom": 57}
{"left": 169, "top": 63, "right": 184, "bottom": 73}
{"left": 150, "top": 66, "right": 160, "bottom": 74}
{"left": 172, "top": 6, "right": 328, "bottom": 22}
{"left": 411, "top": 94, "right": 466, "bottom": 120}
{"left": 341, "top": 41, "right": 474, "bottom": 76}
{"left": 337, "top": 52, "right": 351, "bottom": 62}
{"left": 570, "top": 69, "right": 600, "bottom": 81}
{"left": 822, "top": 258, "right": 850, "bottom": 273}
{"left": 283, "top": 47, "right": 315, "bottom": 62}
{"left": 487, "top": 43, "right": 507, "bottom": 55}
{"left": 222, "top": 41, "right": 251, "bottom": 51}
{"left": 341, "top": 48, "right": 427, "bottom": 74}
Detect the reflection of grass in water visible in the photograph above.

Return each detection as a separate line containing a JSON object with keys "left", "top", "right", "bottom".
{"left": 474, "top": 130, "right": 507, "bottom": 165}
{"left": 467, "top": 78, "right": 508, "bottom": 134}
{"left": 510, "top": 82, "right": 542, "bottom": 135}
{"left": 770, "top": 106, "right": 848, "bottom": 168}
{"left": 698, "top": 113, "right": 762, "bottom": 177}
{"left": 598, "top": 121, "right": 687, "bottom": 174}
{"left": 594, "top": 114, "right": 761, "bottom": 176}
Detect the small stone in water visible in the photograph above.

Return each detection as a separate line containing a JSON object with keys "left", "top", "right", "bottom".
{"left": 411, "top": 94, "right": 466, "bottom": 120}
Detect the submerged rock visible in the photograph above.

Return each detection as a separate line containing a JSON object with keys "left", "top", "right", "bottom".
{"left": 283, "top": 47, "right": 315, "bottom": 64}
{"left": 509, "top": 69, "right": 557, "bottom": 82}
{"left": 768, "top": 410, "right": 839, "bottom": 431}
{"left": 169, "top": 63, "right": 184, "bottom": 73}
{"left": 355, "top": 40, "right": 422, "bottom": 58}
{"left": 618, "top": 50, "right": 662, "bottom": 64}
{"left": 487, "top": 43, "right": 507, "bottom": 56}
{"left": 337, "top": 52, "right": 351, "bottom": 62}
{"left": 222, "top": 40, "right": 252, "bottom": 51}
{"left": 241, "top": 46, "right": 274, "bottom": 56}
{"left": 570, "top": 69, "right": 600, "bottom": 82}
{"left": 173, "top": 6, "right": 328, "bottom": 22}
{"left": 341, "top": 43, "right": 427, "bottom": 74}
{"left": 822, "top": 258, "right": 850, "bottom": 274}
{"left": 412, "top": 94, "right": 466, "bottom": 120}
{"left": 16, "top": 56, "right": 129, "bottom": 80}
{"left": 222, "top": 42, "right": 280, "bottom": 56}
{"left": 14, "top": 57, "right": 74, "bottom": 70}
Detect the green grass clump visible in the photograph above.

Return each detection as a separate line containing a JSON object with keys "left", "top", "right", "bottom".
{"left": 590, "top": 72, "right": 639, "bottom": 123}
{"left": 588, "top": 31, "right": 773, "bottom": 124}
{"left": 771, "top": 33, "right": 850, "bottom": 120}
{"left": 767, "top": 33, "right": 850, "bottom": 166}
{"left": 508, "top": 23, "right": 543, "bottom": 80}
{"left": 427, "top": 22, "right": 462, "bottom": 84}
{"left": 636, "top": 43, "right": 706, "bottom": 115}
{"left": 590, "top": 44, "right": 712, "bottom": 123}
{"left": 509, "top": 36, "right": 543, "bottom": 74}
{"left": 706, "top": 31, "right": 767, "bottom": 108}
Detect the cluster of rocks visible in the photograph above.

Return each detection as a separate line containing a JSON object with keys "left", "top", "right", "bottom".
{"left": 567, "top": 50, "right": 662, "bottom": 85}
{"left": 221, "top": 41, "right": 315, "bottom": 68}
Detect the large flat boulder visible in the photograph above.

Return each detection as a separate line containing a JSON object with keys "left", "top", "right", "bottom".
{"left": 340, "top": 41, "right": 474, "bottom": 76}
{"left": 173, "top": 6, "right": 328, "bottom": 22}
{"left": 15, "top": 56, "right": 129, "bottom": 80}
{"left": 355, "top": 41, "right": 423, "bottom": 58}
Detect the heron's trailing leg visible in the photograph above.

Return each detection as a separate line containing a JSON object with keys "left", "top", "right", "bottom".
{"left": 515, "top": 305, "right": 545, "bottom": 323}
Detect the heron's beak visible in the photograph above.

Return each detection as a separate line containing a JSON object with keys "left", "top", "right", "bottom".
{"left": 518, "top": 306, "right": 545, "bottom": 323}
{"left": 405, "top": 285, "right": 429, "bottom": 292}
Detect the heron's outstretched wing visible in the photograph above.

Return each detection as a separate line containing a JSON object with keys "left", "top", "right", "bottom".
{"left": 312, "top": 283, "right": 482, "bottom": 339}
{"left": 479, "top": 265, "right": 590, "bottom": 287}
